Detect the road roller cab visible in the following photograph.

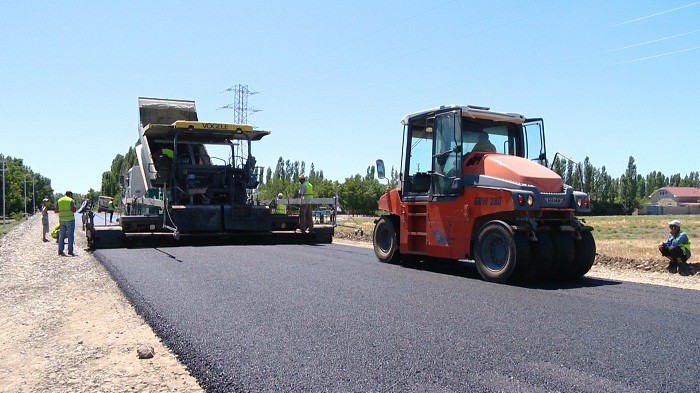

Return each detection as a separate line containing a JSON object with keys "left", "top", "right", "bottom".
{"left": 373, "top": 105, "right": 595, "bottom": 284}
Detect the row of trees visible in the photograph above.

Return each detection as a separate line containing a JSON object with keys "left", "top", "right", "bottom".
{"left": 552, "top": 155, "right": 700, "bottom": 215}
{"left": 97, "top": 146, "right": 390, "bottom": 215}
{"left": 0, "top": 154, "right": 54, "bottom": 218}
{"left": 257, "top": 157, "right": 392, "bottom": 215}
{"left": 97, "top": 144, "right": 699, "bottom": 217}
{"left": 94, "top": 146, "right": 139, "bottom": 205}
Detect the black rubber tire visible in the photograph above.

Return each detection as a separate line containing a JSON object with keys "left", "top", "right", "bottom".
{"left": 373, "top": 216, "right": 401, "bottom": 264}
{"left": 528, "top": 231, "right": 555, "bottom": 282}
{"left": 551, "top": 231, "right": 576, "bottom": 279}
{"left": 474, "top": 221, "right": 529, "bottom": 283}
{"left": 571, "top": 231, "right": 596, "bottom": 278}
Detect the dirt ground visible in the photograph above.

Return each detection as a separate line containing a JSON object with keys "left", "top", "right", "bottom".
{"left": 0, "top": 217, "right": 697, "bottom": 392}
{"left": 0, "top": 215, "right": 202, "bottom": 392}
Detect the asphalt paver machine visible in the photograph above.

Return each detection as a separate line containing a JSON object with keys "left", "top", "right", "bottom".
{"left": 87, "top": 97, "right": 334, "bottom": 248}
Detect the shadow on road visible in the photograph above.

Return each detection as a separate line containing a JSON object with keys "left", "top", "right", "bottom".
{"left": 397, "top": 257, "right": 622, "bottom": 290}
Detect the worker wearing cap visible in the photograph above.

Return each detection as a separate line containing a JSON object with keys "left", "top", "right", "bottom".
{"left": 54, "top": 191, "right": 77, "bottom": 256}
{"left": 41, "top": 198, "right": 50, "bottom": 242}
{"left": 275, "top": 193, "right": 286, "bottom": 214}
{"left": 298, "top": 175, "right": 314, "bottom": 233}
{"left": 659, "top": 219, "right": 692, "bottom": 275}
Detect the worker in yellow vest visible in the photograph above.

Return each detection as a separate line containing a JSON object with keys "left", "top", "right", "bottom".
{"left": 108, "top": 197, "right": 116, "bottom": 222}
{"left": 54, "top": 190, "right": 77, "bottom": 256}
{"left": 298, "top": 175, "right": 314, "bottom": 233}
{"left": 275, "top": 193, "right": 286, "bottom": 214}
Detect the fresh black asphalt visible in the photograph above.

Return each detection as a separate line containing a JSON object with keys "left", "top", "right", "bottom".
{"left": 95, "top": 244, "right": 700, "bottom": 392}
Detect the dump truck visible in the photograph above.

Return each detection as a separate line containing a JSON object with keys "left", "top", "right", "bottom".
{"left": 87, "top": 97, "right": 335, "bottom": 248}
{"left": 373, "top": 105, "right": 594, "bottom": 283}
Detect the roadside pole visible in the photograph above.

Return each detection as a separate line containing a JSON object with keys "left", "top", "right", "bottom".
{"left": 23, "top": 174, "right": 27, "bottom": 220}
{"left": 2, "top": 157, "right": 5, "bottom": 230}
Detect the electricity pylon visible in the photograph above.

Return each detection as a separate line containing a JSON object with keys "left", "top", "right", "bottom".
{"left": 217, "top": 84, "right": 262, "bottom": 124}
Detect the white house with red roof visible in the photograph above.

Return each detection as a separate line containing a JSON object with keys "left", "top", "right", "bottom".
{"left": 641, "top": 186, "right": 700, "bottom": 215}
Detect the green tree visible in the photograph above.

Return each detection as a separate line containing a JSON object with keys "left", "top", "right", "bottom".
{"left": 618, "top": 156, "right": 639, "bottom": 214}
{"left": 0, "top": 154, "right": 54, "bottom": 215}
{"left": 338, "top": 173, "right": 384, "bottom": 215}
{"left": 551, "top": 157, "right": 565, "bottom": 178}
{"left": 583, "top": 157, "right": 595, "bottom": 195}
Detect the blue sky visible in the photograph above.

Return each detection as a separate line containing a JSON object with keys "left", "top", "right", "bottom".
{"left": 1, "top": 0, "right": 698, "bottom": 194}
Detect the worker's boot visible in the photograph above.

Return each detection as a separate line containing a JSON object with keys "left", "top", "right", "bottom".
{"left": 666, "top": 258, "right": 678, "bottom": 274}
{"left": 678, "top": 261, "right": 690, "bottom": 276}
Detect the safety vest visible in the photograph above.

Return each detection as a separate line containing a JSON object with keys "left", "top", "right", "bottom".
{"left": 108, "top": 200, "right": 115, "bottom": 211}
{"left": 162, "top": 148, "right": 174, "bottom": 158}
{"left": 57, "top": 196, "right": 75, "bottom": 222}
{"left": 275, "top": 202, "right": 286, "bottom": 214}
{"left": 303, "top": 181, "right": 314, "bottom": 199}
{"left": 679, "top": 232, "right": 692, "bottom": 257}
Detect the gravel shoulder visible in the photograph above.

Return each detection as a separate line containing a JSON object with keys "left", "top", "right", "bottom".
{"left": 0, "top": 215, "right": 202, "bottom": 392}
{"left": 0, "top": 217, "right": 697, "bottom": 391}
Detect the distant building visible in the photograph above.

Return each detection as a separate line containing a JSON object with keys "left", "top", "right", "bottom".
{"left": 640, "top": 186, "right": 700, "bottom": 215}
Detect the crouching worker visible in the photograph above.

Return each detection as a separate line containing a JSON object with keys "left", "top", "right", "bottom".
{"left": 659, "top": 219, "right": 691, "bottom": 275}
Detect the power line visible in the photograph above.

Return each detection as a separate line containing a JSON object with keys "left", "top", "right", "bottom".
{"left": 601, "top": 28, "right": 700, "bottom": 53}
{"left": 599, "top": 1, "right": 700, "bottom": 29}
{"left": 255, "top": 0, "right": 460, "bottom": 82}
{"left": 605, "top": 45, "right": 700, "bottom": 66}
{"left": 271, "top": 0, "right": 550, "bottom": 92}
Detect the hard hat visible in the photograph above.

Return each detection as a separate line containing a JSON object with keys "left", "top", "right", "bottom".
{"left": 298, "top": 175, "right": 306, "bottom": 181}
{"left": 278, "top": 193, "right": 283, "bottom": 198}
{"left": 43, "top": 198, "right": 49, "bottom": 202}
{"left": 668, "top": 219, "right": 681, "bottom": 227}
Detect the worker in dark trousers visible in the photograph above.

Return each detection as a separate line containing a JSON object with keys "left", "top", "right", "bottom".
{"left": 659, "top": 219, "right": 692, "bottom": 275}
{"left": 298, "top": 175, "right": 314, "bottom": 233}
{"left": 108, "top": 197, "right": 116, "bottom": 223}
{"left": 55, "top": 191, "right": 77, "bottom": 256}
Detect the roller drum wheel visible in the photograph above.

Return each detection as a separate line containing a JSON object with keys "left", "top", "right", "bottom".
{"left": 373, "top": 216, "right": 401, "bottom": 264}
{"left": 572, "top": 231, "right": 596, "bottom": 278}
{"left": 474, "top": 221, "right": 530, "bottom": 284}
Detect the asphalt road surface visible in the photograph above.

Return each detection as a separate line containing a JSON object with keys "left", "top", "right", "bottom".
{"left": 95, "top": 244, "right": 700, "bottom": 392}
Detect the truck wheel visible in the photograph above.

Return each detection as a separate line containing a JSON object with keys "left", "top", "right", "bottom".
{"left": 373, "top": 217, "right": 401, "bottom": 264}
{"left": 571, "top": 231, "right": 596, "bottom": 278}
{"left": 474, "top": 221, "right": 529, "bottom": 283}
{"left": 552, "top": 231, "right": 575, "bottom": 279}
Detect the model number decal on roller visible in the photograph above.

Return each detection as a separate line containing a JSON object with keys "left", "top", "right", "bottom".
{"left": 474, "top": 197, "right": 501, "bottom": 206}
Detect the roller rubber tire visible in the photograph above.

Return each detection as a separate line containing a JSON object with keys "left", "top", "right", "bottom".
{"left": 373, "top": 216, "right": 401, "bottom": 264}
{"left": 571, "top": 231, "right": 596, "bottom": 278}
{"left": 552, "top": 231, "right": 576, "bottom": 280}
{"left": 528, "top": 231, "right": 555, "bottom": 282}
{"left": 474, "top": 221, "right": 530, "bottom": 284}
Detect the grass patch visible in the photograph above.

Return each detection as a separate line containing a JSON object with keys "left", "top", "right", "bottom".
{"left": 580, "top": 215, "right": 698, "bottom": 260}
{"left": 0, "top": 219, "right": 21, "bottom": 239}
{"left": 583, "top": 215, "right": 699, "bottom": 240}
